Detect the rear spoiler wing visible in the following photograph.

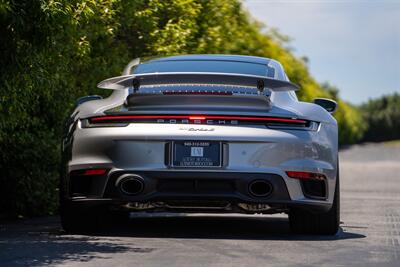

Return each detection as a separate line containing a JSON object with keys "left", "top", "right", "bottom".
{"left": 97, "top": 72, "right": 299, "bottom": 95}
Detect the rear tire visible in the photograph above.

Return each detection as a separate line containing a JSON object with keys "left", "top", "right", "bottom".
{"left": 289, "top": 171, "right": 340, "bottom": 235}
{"left": 60, "top": 201, "right": 129, "bottom": 233}
{"left": 60, "top": 202, "right": 102, "bottom": 234}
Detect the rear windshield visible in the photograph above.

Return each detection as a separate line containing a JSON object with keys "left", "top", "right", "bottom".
{"left": 132, "top": 60, "right": 275, "bottom": 78}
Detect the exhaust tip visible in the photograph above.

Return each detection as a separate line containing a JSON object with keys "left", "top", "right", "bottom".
{"left": 248, "top": 180, "right": 273, "bottom": 197}
{"left": 117, "top": 174, "right": 144, "bottom": 195}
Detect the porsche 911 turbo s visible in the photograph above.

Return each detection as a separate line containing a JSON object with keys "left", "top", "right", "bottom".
{"left": 60, "top": 55, "right": 339, "bottom": 235}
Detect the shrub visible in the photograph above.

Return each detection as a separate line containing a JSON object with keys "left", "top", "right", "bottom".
{"left": 0, "top": 0, "right": 365, "bottom": 217}
{"left": 361, "top": 93, "right": 400, "bottom": 142}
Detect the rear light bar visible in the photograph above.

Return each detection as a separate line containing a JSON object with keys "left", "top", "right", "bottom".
{"left": 83, "top": 115, "right": 319, "bottom": 131}
{"left": 286, "top": 171, "right": 326, "bottom": 180}
{"left": 89, "top": 115, "right": 307, "bottom": 124}
{"left": 163, "top": 91, "right": 233, "bottom": 95}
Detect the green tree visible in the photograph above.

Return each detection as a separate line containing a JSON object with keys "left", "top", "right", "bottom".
{"left": 0, "top": 0, "right": 366, "bottom": 217}
{"left": 361, "top": 93, "right": 400, "bottom": 142}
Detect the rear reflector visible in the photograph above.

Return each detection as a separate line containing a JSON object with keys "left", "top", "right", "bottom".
{"left": 286, "top": 171, "right": 326, "bottom": 180}
{"left": 83, "top": 169, "right": 108, "bottom": 176}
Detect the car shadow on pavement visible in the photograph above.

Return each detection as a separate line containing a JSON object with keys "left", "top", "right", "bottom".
{"left": 0, "top": 215, "right": 365, "bottom": 266}
{"left": 93, "top": 214, "right": 366, "bottom": 241}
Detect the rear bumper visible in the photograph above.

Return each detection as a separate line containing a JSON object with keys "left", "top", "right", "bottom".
{"left": 64, "top": 170, "right": 333, "bottom": 213}
{"left": 104, "top": 171, "right": 289, "bottom": 202}
{"left": 62, "top": 122, "right": 338, "bottom": 214}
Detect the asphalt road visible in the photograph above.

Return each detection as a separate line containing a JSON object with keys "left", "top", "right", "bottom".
{"left": 1, "top": 143, "right": 400, "bottom": 267}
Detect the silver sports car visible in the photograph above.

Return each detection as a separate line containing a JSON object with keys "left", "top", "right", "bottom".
{"left": 60, "top": 55, "right": 339, "bottom": 235}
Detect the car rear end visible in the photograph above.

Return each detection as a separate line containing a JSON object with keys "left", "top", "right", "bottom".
{"left": 60, "top": 55, "right": 339, "bottom": 235}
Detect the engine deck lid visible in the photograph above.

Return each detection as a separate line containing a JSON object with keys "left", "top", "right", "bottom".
{"left": 124, "top": 93, "right": 273, "bottom": 112}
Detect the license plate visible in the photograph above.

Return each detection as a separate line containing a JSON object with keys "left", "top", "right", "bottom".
{"left": 172, "top": 141, "right": 222, "bottom": 167}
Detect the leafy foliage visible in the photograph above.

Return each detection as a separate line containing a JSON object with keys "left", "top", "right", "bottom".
{"left": 361, "top": 93, "right": 400, "bottom": 142}
{"left": 0, "top": 0, "right": 365, "bottom": 217}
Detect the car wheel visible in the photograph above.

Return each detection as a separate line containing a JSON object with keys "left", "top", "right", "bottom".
{"left": 289, "top": 170, "right": 340, "bottom": 235}
{"left": 60, "top": 201, "right": 102, "bottom": 233}
{"left": 60, "top": 201, "right": 129, "bottom": 233}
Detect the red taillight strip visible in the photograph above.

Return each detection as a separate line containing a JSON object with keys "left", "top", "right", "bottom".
{"left": 90, "top": 115, "right": 307, "bottom": 124}
{"left": 189, "top": 116, "right": 206, "bottom": 120}
{"left": 163, "top": 91, "right": 233, "bottom": 95}
{"left": 286, "top": 171, "right": 326, "bottom": 180}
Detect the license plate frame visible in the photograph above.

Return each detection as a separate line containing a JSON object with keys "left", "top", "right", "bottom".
{"left": 171, "top": 141, "right": 222, "bottom": 168}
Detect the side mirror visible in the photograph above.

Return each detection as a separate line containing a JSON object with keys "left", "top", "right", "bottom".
{"left": 76, "top": 95, "right": 103, "bottom": 106}
{"left": 313, "top": 98, "right": 337, "bottom": 114}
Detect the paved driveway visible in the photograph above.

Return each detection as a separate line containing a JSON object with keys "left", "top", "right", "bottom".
{"left": 1, "top": 143, "right": 400, "bottom": 266}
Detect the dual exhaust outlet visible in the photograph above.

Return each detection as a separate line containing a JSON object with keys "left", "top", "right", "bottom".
{"left": 116, "top": 174, "right": 145, "bottom": 195}
{"left": 116, "top": 174, "right": 272, "bottom": 198}
{"left": 248, "top": 180, "right": 273, "bottom": 197}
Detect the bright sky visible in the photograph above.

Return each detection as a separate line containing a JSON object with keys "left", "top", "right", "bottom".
{"left": 244, "top": 0, "right": 400, "bottom": 104}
